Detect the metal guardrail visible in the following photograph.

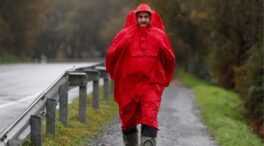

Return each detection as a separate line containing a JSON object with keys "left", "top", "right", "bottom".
{"left": 0, "top": 62, "right": 112, "bottom": 146}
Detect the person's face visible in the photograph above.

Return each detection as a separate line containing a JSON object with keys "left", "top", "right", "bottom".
{"left": 137, "top": 12, "right": 151, "bottom": 27}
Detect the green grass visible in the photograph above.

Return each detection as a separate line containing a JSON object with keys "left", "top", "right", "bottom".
{"left": 177, "top": 69, "right": 263, "bottom": 146}
{"left": 0, "top": 50, "right": 28, "bottom": 63}
{"left": 24, "top": 89, "right": 118, "bottom": 146}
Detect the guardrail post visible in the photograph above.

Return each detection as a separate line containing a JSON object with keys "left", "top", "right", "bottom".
{"left": 30, "top": 115, "right": 42, "bottom": 146}
{"left": 103, "top": 76, "right": 110, "bottom": 100}
{"left": 46, "top": 98, "right": 56, "bottom": 135}
{"left": 68, "top": 72, "right": 87, "bottom": 123}
{"left": 94, "top": 66, "right": 110, "bottom": 101}
{"left": 79, "top": 83, "right": 87, "bottom": 123}
{"left": 59, "top": 84, "right": 68, "bottom": 127}
{"left": 81, "top": 68, "right": 100, "bottom": 109}
{"left": 111, "top": 80, "right": 114, "bottom": 95}
{"left": 93, "top": 79, "right": 99, "bottom": 109}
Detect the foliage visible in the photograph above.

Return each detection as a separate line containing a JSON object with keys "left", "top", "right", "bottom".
{"left": 33, "top": 0, "right": 133, "bottom": 59}
{"left": 235, "top": 43, "right": 264, "bottom": 137}
{"left": 0, "top": 0, "right": 133, "bottom": 60}
{"left": 0, "top": 0, "right": 50, "bottom": 58}
{"left": 208, "top": 0, "right": 263, "bottom": 88}
{"left": 178, "top": 69, "right": 263, "bottom": 146}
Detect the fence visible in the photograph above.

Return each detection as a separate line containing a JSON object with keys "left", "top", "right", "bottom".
{"left": 0, "top": 62, "right": 112, "bottom": 146}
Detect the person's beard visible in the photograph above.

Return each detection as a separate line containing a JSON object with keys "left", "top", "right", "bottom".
{"left": 139, "top": 22, "right": 149, "bottom": 26}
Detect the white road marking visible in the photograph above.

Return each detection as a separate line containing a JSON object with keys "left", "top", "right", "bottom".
{"left": 0, "top": 92, "right": 41, "bottom": 109}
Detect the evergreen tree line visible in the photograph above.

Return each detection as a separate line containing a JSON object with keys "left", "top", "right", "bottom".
{"left": 0, "top": 0, "right": 49, "bottom": 57}
{"left": 136, "top": 0, "right": 263, "bottom": 138}
{"left": 0, "top": 0, "right": 132, "bottom": 60}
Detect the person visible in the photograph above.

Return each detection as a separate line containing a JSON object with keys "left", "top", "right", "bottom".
{"left": 106, "top": 3, "right": 175, "bottom": 146}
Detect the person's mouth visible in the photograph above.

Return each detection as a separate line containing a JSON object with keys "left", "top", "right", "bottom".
{"left": 140, "top": 22, "right": 148, "bottom": 26}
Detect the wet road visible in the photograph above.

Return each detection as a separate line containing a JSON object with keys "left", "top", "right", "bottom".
{"left": 88, "top": 80, "right": 218, "bottom": 146}
{"left": 0, "top": 63, "right": 98, "bottom": 135}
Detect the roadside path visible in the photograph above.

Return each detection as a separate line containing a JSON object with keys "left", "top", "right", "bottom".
{"left": 88, "top": 80, "right": 218, "bottom": 146}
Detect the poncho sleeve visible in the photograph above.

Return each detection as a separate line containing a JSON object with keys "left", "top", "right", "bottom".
{"left": 106, "top": 29, "right": 127, "bottom": 80}
{"left": 160, "top": 32, "right": 176, "bottom": 87}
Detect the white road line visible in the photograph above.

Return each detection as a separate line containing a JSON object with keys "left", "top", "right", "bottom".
{"left": 0, "top": 92, "right": 41, "bottom": 109}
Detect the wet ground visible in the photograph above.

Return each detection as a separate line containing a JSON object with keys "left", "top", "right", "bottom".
{"left": 87, "top": 80, "right": 218, "bottom": 146}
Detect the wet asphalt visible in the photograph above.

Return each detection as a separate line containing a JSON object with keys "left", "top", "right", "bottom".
{"left": 87, "top": 80, "right": 218, "bottom": 146}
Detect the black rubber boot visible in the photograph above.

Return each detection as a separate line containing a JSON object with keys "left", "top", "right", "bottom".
{"left": 123, "top": 132, "right": 138, "bottom": 146}
{"left": 140, "top": 124, "right": 157, "bottom": 146}
{"left": 140, "top": 136, "right": 156, "bottom": 146}
{"left": 123, "top": 127, "right": 138, "bottom": 146}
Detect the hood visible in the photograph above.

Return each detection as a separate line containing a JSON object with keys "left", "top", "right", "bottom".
{"left": 135, "top": 3, "right": 152, "bottom": 15}
{"left": 124, "top": 3, "right": 165, "bottom": 31}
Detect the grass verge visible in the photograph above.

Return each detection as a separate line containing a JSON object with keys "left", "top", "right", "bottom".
{"left": 0, "top": 50, "right": 28, "bottom": 64}
{"left": 177, "top": 69, "right": 263, "bottom": 146}
{"left": 24, "top": 89, "right": 118, "bottom": 146}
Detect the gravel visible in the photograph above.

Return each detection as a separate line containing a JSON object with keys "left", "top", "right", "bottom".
{"left": 87, "top": 80, "right": 218, "bottom": 146}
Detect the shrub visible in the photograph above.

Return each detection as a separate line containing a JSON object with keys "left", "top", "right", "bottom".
{"left": 235, "top": 43, "right": 264, "bottom": 138}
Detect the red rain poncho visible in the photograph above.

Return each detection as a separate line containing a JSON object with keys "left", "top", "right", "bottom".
{"left": 106, "top": 4, "right": 175, "bottom": 131}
